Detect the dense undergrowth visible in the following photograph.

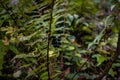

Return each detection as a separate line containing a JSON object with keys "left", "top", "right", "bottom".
{"left": 0, "top": 0, "right": 120, "bottom": 80}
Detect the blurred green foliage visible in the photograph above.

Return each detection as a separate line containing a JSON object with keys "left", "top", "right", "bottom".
{"left": 0, "top": 0, "right": 120, "bottom": 80}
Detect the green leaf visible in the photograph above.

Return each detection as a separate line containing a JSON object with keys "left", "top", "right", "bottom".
{"left": 112, "top": 63, "right": 120, "bottom": 67}
{"left": 13, "top": 54, "right": 40, "bottom": 59}
{"left": 65, "top": 62, "right": 72, "bottom": 65}
{"left": 108, "top": 68, "right": 116, "bottom": 77}
{"left": 103, "top": 15, "right": 113, "bottom": 27}
{"left": 18, "top": 31, "right": 38, "bottom": 41}
{"left": 0, "top": 14, "right": 8, "bottom": 27}
{"left": 27, "top": 58, "right": 37, "bottom": 64}
{"left": 40, "top": 72, "right": 48, "bottom": 80}
{"left": 8, "top": 45, "right": 20, "bottom": 54}
{"left": 110, "top": 5, "right": 116, "bottom": 11}
{"left": 88, "top": 26, "right": 106, "bottom": 49}
{"left": 25, "top": 63, "right": 46, "bottom": 79}
{"left": 66, "top": 73, "right": 79, "bottom": 80}
{"left": 20, "top": 64, "right": 32, "bottom": 69}
{"left": 92, "top": 54, "right": 107, "bottom": 66}
{"left": 66, "top": 46, "right": 75, "bottom": 51}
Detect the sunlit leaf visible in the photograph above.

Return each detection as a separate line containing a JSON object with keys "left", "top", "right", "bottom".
{"left": 13, "top": 54, "right": 40, "bottom": 59}
{"left": 66, "top": 46, "right": 75, "bottom": 51}
{"left": 92, "top": 54, "right": 107, "bottom": 66}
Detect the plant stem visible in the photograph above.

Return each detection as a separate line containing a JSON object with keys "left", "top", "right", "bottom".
{"left": 47, "top": 0, "right": 55, "bottom": 80}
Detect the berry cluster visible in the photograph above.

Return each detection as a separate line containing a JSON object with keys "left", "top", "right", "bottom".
{"left": 51, "top": 36, "right": 61, "bottom": 48}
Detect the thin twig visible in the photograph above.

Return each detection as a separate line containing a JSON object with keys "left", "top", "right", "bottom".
{"left": 47, "top": 0, "right": 55, "bottom": 80}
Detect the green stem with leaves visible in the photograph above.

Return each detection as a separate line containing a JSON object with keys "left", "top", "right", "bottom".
{"left": 47, "top": 0, "right": 55, "bottom": 80}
